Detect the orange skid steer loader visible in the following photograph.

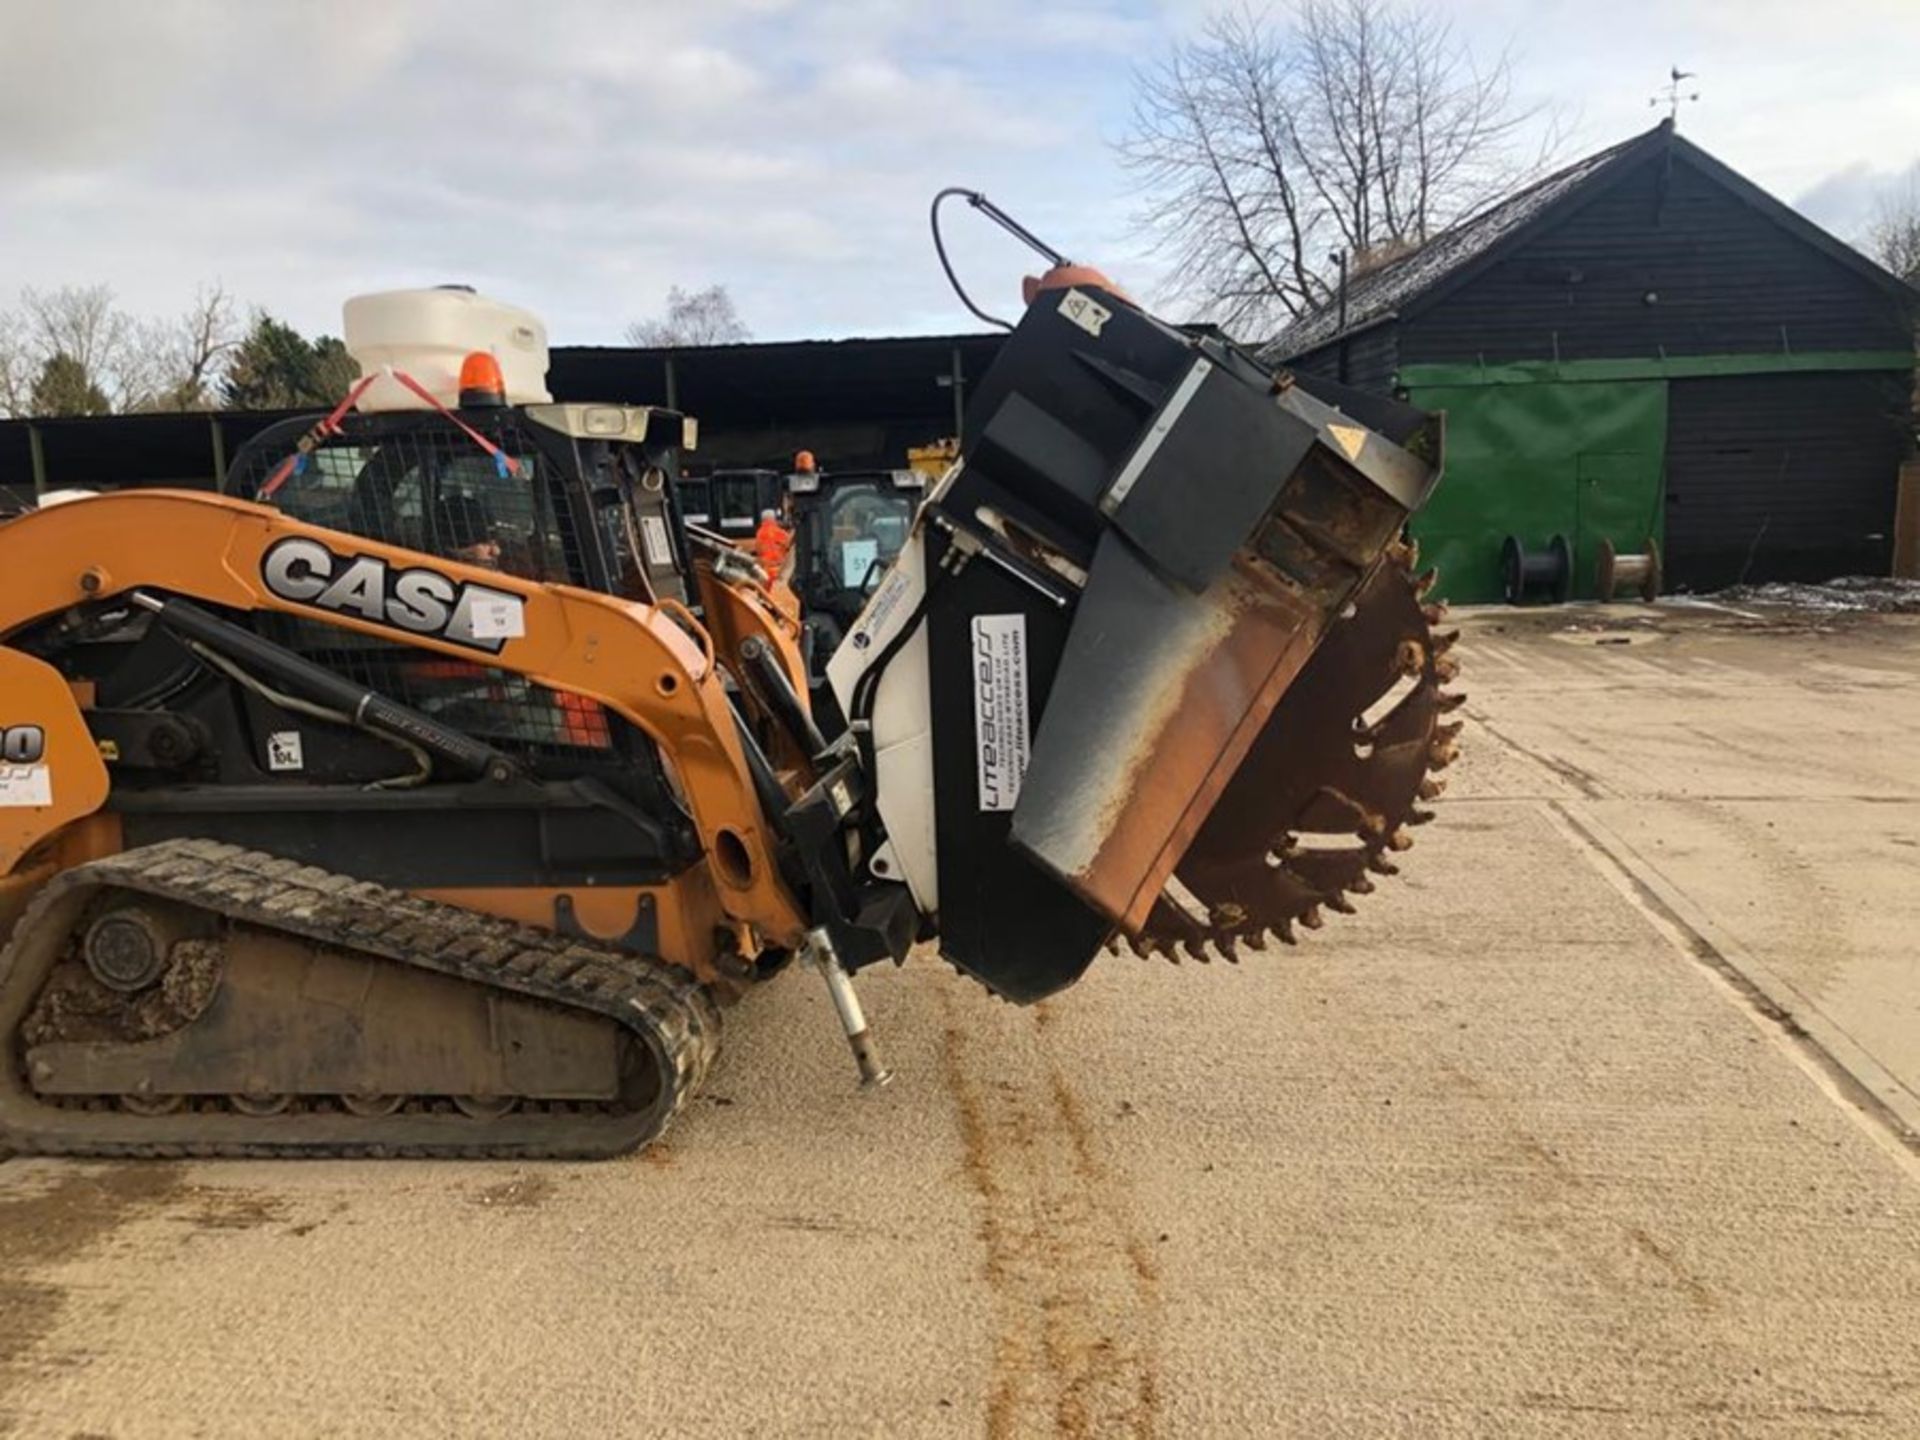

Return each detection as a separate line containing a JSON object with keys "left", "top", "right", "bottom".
{"left": 0, "top": 241, "right": 1456, "bottom": 1159}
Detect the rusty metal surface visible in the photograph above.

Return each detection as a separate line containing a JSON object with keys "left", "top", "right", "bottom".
{"left": 1011, "top": 543, "right": 1329, "bottom": 933}
{"left": 1135, "top": 542, "right": 1461, "bottom": 958}
{"left": 1015, "top": 440, "right": 1427, "bottom": 935}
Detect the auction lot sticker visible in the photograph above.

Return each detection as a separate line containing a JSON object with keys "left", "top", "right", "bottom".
{"left": 0, "top": 764, "right": 52, "bottom": 807}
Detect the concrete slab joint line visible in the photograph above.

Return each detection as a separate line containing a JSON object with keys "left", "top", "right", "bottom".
{"left": 1546, "top": 797, "right": 1920, "bottom": 1158}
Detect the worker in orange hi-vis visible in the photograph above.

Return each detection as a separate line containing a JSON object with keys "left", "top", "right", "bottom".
{"left": 754, "top": 507, "right": 793, "bottom": 577}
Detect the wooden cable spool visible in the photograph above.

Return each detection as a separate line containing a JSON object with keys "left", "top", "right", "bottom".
{"left": 1594, "top": 537, "right": 1662, "bottom": 602}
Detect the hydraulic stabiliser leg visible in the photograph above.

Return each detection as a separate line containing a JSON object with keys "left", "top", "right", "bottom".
{"left": 805, "top": 928, "right": 893, "bottom": 1089}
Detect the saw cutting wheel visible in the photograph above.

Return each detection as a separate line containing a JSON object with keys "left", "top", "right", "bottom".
{"left": 1135, "top": 542, "right": 1462, "bottom": 960}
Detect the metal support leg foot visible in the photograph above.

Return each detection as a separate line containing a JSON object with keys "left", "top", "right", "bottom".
{"left": 806, "top": 928, "right": 893, "bottom": 1089}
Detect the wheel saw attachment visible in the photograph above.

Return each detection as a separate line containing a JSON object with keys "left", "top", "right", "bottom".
{"left": 827, "top": 277, "right": 1454, "bottom": 1001}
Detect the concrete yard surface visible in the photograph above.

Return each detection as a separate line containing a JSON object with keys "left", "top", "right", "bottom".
{"left": 1, "top": 603, "right": 1919, "bottom": 1436}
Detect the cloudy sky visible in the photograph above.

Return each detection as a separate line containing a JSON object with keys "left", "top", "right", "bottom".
{"left": 3, "top": 0, "right": 1917, "bottom": 345}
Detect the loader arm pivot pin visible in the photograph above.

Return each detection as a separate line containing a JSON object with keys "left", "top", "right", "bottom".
{"left": 805, "top": 928, "right": 893, "bottom": 1089}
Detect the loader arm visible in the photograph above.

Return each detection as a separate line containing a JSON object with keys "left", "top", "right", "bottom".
{"left": 0, "top": 489, "right": 810, "bottom": 949}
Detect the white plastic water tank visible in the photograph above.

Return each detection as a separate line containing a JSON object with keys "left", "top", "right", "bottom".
{"left": 343, "top": 287, "right": 552, "bottom": 413}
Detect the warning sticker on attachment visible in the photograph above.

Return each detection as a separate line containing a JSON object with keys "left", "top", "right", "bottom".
{"left": 1057, "top": 287, "right": 1112, "bottom": 338}
{"left": 0, "top": 764, "right": 52, "bottom": 808}
{"left": 971, "top": 614, "right": 1030, "bottom": 812}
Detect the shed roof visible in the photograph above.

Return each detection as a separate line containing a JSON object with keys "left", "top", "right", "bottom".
{"left": 1272, "top": 120, "right": 1917, "bottom": 359}
{"left": 549, "top": 331, "right": 1003, "bottom": 426}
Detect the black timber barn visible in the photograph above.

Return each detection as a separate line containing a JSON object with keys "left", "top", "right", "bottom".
{"left": 1279, "top": 120, "right": 1918, "bottom": 601}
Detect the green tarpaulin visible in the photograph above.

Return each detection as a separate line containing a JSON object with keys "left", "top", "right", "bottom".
{"left": 1398, "top": 349, "right": 1914, "bottom": 604}
{"left": 1405, "top": 380, "right": 1667, "bottom": 603}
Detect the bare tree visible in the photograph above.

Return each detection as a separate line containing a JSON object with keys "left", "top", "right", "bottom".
{"left": 0, "top": 310, "right": 31, "bottom": 419}
{"left": 625, "top": 284, "right": 752, "bottom": 347}
{"left": 139, "top": 284, "right": 242, "bottom": 411}
{"left": 0, "top": 282, "right": 245, "bottom": 417}
{"left": 19, "top": 284, "right": 140, "bottom": 407}
{"left": 1120, "top": 0, "right": 1551, "bottom": 337}
{"left": 1866, "top": 179, "right": 1920, "bottom": 287}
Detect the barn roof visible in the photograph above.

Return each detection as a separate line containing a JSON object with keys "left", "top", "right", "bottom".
{"left": 1271, "top": 120, "right": 1917, "bottom": 360}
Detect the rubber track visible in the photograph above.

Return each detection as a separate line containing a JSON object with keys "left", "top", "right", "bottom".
{"left": 0, "top": 839, "right": 720, "bottom": 1160}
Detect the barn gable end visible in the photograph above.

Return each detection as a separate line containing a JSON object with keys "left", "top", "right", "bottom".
{"left": 1278, "top": 122, "right": 1917, "bottom": 600}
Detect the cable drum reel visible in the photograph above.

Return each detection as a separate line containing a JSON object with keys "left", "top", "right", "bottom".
{"left": 1500, "top": 534, "right": 1573, "bottom": 605}
{"left": 1594, "top": 537, "right": 1662, "bottom": 603}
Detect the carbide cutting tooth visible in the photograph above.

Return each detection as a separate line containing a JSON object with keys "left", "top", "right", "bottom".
{"left": 1388, "top": 539, "right": 1417, "bottom": 572}
{"left": 1431, "top": 628, "right": 1460, "bottom": 655}
{"left": 1435, "top": 720, "right": 1464, "bottom": 743}
{"left": 1243, "top": 929, "right": 1268, "bottom": 952}
{"left": 1414, "top": 568, "right": 1439, "bottom": 597}
{"left": 1218, "top": 937, "right": 1241, "bottom": 964}
{"left": 1422, "top": 603, "right": 1446, "bottom": 627}
{"left": 1429, "top": 739, "right": 1459, "bottom": 769}
{"left": 1407, "top": 807, "right": 1436, "bottom": 827}
{"left": 1396, "top": 639, "right": 1427, "bottom": 675}
{"left": 1299, "top": 905, "right": 1325, "bottom": 930}
{"left": 1418, "top": 776, "right": 1447, "bottom": 801}
{"left": 1387, "top": 826, "right": 1415, "bottom": 851}
{"left": 1276, "top": 918, "right": 1298, "bottom": 945}
{"left": 1210, "top": 902, "right": 1250, "bottom": 932}
{"left": 1326, "top": 890, "right": 1357, "bottom": 915}
{"left": 1349, "top": 874, "right": 1376, "bottom": 895}
{"left": 1368, "top": 853, "right": 1401, "bottom": 876}
{"left": 1436, "top": 690, "right": 1467, "bottom": 713}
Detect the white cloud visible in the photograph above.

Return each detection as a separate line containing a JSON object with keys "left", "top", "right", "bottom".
{"left": 1, "top": 0, "right": 1914, "bottom": 348}
{"left": 0, "top": 0, "right": 1165, "bottom": 341}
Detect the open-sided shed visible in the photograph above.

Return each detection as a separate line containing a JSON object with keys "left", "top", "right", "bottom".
{"left": 1278, "top": 120, "right": 1918, "bottom": 600}
{"left": 0, "top": 332, "right": 1003, "bottom": 508}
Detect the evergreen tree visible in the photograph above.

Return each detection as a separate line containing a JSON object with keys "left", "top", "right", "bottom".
{"left": 222, "top": 314, "right": 357, "bottom": 409}
{"left": 29, "top": 352, "right": 110, "bottom": 416}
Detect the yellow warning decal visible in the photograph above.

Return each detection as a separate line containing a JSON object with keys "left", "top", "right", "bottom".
{"left": 1327, "top": 423, "right": 1367, "bottom": 462}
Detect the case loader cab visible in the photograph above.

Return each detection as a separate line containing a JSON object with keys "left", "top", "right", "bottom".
{"left": 786, "top": 465, "right": 925, "bottom": 685}
{"left": 225, "top": 401, "right": 700, "bottom": 610}
{"left": 216, "top": 399, "right": 704, "bottom": 795}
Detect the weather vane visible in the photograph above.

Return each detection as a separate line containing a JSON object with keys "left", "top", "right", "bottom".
{"left": 1651, "top": 66, "right": 1700, "bottom": 125}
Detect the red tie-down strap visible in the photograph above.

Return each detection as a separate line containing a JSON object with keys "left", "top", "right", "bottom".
{"left": 257, "top": 372, "right": 381, "bottom": 499}
{"left": 258, "top": 366, "right": 521, "bottom": 501}
{"left": 385, "top": 369, "right": 522, "bottom": 479}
